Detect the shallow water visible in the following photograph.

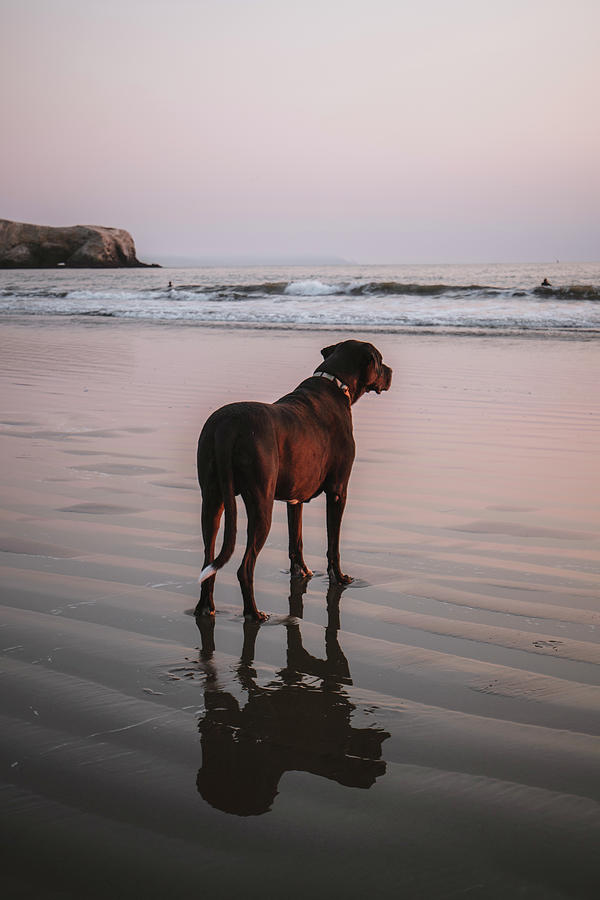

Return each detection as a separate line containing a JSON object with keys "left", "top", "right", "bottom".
{"left": 1, "top": 320, "right": 599, "bottom": 898}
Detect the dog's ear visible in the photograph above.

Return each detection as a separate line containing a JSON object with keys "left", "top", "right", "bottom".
{"left": 362, "top": 346, "right": 381, "bottom": 389}
{"left": 321, "top": 343, "right": 339, "bottom": 360}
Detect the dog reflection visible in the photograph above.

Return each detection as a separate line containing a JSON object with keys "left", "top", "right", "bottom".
{"left": 195, "top": 582, "right": 389, "bottom": 816}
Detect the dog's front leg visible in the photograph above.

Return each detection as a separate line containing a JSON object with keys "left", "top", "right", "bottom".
{"left": 326, "top": 489, "right": 352, "bottom": 585}
{"left": 287, "top": 502, "right": 313, "bottom": 578}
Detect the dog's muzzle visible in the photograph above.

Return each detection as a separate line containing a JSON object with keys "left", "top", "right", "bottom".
{"left": 370, "top": 364, "right": 393, "bottom": 394}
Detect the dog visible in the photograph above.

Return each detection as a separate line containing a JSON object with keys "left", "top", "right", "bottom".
{"left": 195, "top": 339, "right": 392, "bottom": 621}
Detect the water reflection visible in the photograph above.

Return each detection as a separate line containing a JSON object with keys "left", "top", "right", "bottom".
{"left": 195, "top": 580, "right": 390, "bottom": 816}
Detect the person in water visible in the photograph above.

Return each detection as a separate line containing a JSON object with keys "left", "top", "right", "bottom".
{"left": 168, "top": 281, "right": 173, "bottom": 288}
{"left": 541, "top": 278, "right": 551, "bottom": 287}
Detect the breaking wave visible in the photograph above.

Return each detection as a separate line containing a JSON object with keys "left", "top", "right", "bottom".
{"left": 2, "top": 279, "right": 600, "bottom": 305}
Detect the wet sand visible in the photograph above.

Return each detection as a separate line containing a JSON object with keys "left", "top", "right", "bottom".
{"left": 1, "top": 317, "right": 599, "bottom": 899}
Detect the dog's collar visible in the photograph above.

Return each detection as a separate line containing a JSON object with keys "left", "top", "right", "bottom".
{"left": 313, "top": 370, "right": 351, "bottom": 402}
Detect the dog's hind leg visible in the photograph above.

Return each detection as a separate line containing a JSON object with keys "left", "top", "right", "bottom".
{"left": 237, "top": 487, "right": 273, "bottom": 622}
{"left": 287, "top": 502, "right": 313, "bottom": 578}
{"left": 195, "top": 486, "right": 224, "bottom": 616}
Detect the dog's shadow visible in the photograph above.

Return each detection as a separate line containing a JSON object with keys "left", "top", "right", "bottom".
{"left": 195, "top": 580, "right": 390, "bottom": 816}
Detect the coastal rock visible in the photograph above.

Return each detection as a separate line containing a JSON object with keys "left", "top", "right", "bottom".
{"left": 0, "top": 218, "right": 158, "bottom": 268}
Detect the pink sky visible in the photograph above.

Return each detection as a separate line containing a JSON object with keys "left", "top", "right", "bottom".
{"left": 2, "top": 0, "right": 599, "bottom": 262}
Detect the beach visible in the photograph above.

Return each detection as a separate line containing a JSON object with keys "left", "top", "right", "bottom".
{"left": 2, "top": 316, "right": 599, "bottom": 899}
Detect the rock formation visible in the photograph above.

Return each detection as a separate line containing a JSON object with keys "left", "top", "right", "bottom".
{"left": 0, "top": 218, "right": 158, "bottom": 268}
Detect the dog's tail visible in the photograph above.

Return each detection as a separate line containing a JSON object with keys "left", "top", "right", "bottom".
{"left": 199, "top": 427, "right": 237, "bottom": 583}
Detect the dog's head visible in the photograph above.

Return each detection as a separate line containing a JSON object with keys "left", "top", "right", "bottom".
{"left": 319, "top": 340, "right": 392, "bottom": 403}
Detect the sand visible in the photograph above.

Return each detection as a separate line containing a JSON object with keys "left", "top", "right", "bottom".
{"left": 1, "top": 317, "right": 599, "bottom": 899}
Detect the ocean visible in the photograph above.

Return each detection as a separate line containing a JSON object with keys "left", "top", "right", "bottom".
{"left": 1, "top": 261, "right": 600, "bottom": 335}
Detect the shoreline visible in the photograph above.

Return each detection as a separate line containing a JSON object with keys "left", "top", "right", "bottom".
{"left": 2, "top": 311, "right": 600, "bottom": 340}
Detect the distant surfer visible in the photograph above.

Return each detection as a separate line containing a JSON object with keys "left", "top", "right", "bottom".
{"left": 168, "top": 280, "right": 173, "bottom": 288}
{"left": 541, "top": 277, "right": 551, "bottom": 287}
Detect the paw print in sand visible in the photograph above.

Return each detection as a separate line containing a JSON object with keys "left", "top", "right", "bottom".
{"left": 532, "top": 639, "right": 563, "bottom": 651}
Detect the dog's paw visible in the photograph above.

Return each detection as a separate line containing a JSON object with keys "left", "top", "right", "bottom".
{"left": 328, "top": 568, "right": 353, "bottom": 585}
{"left": 194, "top": 604, "right": 215, "bottom": 617}
{"left": 291, "top": 563, "right": 313, "bottom": 579}
{"left": 243, "top": 609, "right": 269, "bottom": 623}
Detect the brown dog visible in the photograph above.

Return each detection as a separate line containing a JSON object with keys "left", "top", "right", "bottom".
{"left": 195, "top": 339, "right": 392, "bottom": 620}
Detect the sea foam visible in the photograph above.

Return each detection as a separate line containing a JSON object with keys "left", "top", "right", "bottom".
{"left": 284, "top": 280, "right": 340, "bottom": 296}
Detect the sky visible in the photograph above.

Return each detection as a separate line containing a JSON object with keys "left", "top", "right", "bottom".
{"left": 1, "top": 0, "right": 599, "bottom": 263}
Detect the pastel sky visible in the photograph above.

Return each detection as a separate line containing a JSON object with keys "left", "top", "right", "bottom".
{"left": 2, "top": 0, "right": 599, "bottom": 263}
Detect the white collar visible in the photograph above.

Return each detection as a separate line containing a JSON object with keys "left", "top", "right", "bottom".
{"left": 313, "top": 370, "right": 351, "bottom": 402}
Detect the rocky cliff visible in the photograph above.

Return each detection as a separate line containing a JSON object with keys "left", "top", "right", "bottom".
{"left": 0, "top": 219, "right": 158, "bottom": 268}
